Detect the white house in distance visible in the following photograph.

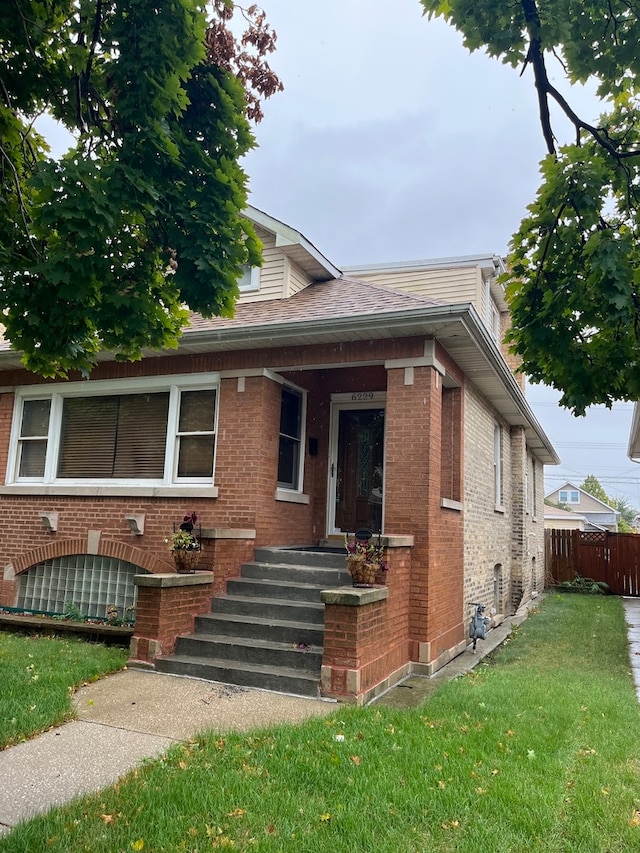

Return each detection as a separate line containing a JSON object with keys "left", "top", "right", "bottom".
{"left": 545, "top": 481, "right": 619, "bottom": 532}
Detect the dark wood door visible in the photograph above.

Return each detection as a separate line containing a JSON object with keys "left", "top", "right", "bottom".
{"left": 334, "top": 408, "right": 384, "bottom": 533}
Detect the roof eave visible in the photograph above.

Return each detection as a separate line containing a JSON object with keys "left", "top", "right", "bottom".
{"left": 628, "top": 402, "right": 640, "bottom": 461}
{"left": 246, "top": 206, "right": 341, "bottom": 281}
{"left": 175, "top": 302, "right": 559, "bottom": 465}
{"left": 0, "top": 303, "right": 558, "bottom": 465}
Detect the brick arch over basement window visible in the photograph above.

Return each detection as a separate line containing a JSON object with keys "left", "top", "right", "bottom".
{"left": 11, "top": 539, "right": 168, "bottom": 577}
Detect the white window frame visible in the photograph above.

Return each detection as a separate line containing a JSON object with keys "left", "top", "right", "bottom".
{"left": 531, "top": 458, "right": 538, "bottom": 519}
{"left": 559, "top": 489, "right": 579, "bottom": 505}
{"left": 490, "top": 303, "right": 501, "bottom": 343}
{"left": 276, "top": 380, "right": 307, "bottom": 498}
{"left": 15, "top": 399, "right": 51, "bottom": 482}
{"left": 6, "top": 373, "right": 220, "bottom": 496}
{"left": 171, "top": 387, "right": 219, "bottom": 484}
{"left": 238, "top": 264, "right": 261, "bottom": 293}
{"left": 494, "top": 421, "right": 504, "bottom": 511}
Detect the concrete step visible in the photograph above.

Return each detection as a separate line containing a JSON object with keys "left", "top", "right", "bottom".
{"left": 254, "top": 547, "right": 345, "bottom": 570}
{"left": 194, "top": 612, "right": 324, "bottom": 646}
{"left": 154, "top": 546, "right": 351, "bottom": 698}
{"left": 225, "top": 577, "right": 331, "bottom": 604}
{"left": 155, "top": 654, "right": 322, "bottom": 698}
{"left": 240, "top": 561, "right": 350, "bottom": 586}
{"left": 174, "top": 634, "right": 322, "bottom": 672}
{"left": 211, "top": 594, "right": 325, "bottom": 625}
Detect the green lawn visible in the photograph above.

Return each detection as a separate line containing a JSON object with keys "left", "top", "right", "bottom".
{"left": 0, "top": 631, "right": 128, "bottom": 749}
{"left": 2, "top": 595, "right": 640, "bottom": 852}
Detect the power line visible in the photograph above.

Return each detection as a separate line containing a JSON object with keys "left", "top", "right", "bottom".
{"left": 529, "top": 401, "right": 635, "bottom": 409}
{"left": 545, "top": 475, "right": 640, "bottom": 485}
{"left": 552, "top": 442, "right": 627, "bottom": 450}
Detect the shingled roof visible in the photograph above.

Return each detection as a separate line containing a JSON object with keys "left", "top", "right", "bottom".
{"left": 185, "top": 276, "right": 442, "bottom": 334}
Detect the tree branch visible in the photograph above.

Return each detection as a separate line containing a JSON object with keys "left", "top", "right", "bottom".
{"left": 520, "top": 0, "right": 640, "bottom": 169}
{"left": 520, "top": 0, "right": 556, "bottom": 154}
{"left": 0, "top": 141, "right": 40, "bottom": 257}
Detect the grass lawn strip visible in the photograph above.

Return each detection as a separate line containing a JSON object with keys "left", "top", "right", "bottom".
{"left": 1, "top": 595, "right": 639, "bottom": 852}
{"left": 0, "top": 633, "right": 128, "bottom": 750}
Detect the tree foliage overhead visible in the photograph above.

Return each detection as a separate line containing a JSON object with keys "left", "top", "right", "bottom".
{"left": 0, "top": 1, "right": 281, "bottom": 377}
{"left": 422, "top": 0, "right": 640, "bottom": 415}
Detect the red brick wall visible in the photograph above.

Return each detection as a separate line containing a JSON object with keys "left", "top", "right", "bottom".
{"left": 0, "top": 496, "right": 180, "bottom": 579}
{"left": 132, "top": 577, "right": 214, "bottom": 661}
{"left": 0, "top": 335, "right": 467, "bottom": 685}
{"left": 322, "top": 545, "right": 412, "bottom": 702}
{"left": 0, "top": 338, "right": 426, "bottom": 390}
{"left": 0, "top": 393, "right": 13, "bottom": 483}
{"left": 207, "top": 539, "right": 255, "bottom": 597}
{"left": 384, "top": 364, "right": 465, "bottom": 665}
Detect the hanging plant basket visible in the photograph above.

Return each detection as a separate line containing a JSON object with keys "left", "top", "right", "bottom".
{"left": 173, "top": 549, "right": 201, "bottom": 574}
{"left": 346, "top": 555, "right": 379, "bottom": 587}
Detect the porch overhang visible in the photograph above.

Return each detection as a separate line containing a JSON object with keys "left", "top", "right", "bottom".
{"left": 0, "top": 302, "right": 559, "bottom": 466}
{"left": 172, "top": 302, "right": 558, "bottom": 465}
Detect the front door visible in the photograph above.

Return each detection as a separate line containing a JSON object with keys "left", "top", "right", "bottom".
{"left": 328, "top": 400, "right": 385, "bottom": 534}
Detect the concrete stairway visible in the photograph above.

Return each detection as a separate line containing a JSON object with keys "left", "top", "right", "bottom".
{"left": 155, "top": 547, "right": 349, "bottom": 697}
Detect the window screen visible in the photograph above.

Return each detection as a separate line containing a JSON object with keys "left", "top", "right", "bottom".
{"left": 18, "top": 399, "right": 51, "bottom": 478}
{"left": 176, "top": 389, "right": 216, "bottom": 478}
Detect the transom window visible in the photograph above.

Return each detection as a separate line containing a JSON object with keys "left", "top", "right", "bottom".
{"left": 11, "top": 375, "right": 219, "bottom": 486}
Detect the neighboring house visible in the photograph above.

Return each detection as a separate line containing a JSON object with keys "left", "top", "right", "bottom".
{"left": 543, "top": 505, "right": 588, "bottom": 531}
{"left": 0, "top": 207, "right": 558, "bottom": 702}
{"left": 544, "top": 482, "right": 619, "bottom": 532}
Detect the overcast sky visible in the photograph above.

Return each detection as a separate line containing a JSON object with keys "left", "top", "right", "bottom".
{"left": 242, "top": 1, "right": 638, "bottom": 509}
{"left": 40, "top": 1, "right": 640, "bottom": 508}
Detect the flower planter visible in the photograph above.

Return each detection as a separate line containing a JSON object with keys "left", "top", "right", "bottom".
{"left": 172, "top": 549, "right": 201, "bottom": 574}
{"left": 0, "top": 612, "right": 133, "bottom": 645}
{"left": 346, "top": 555, "right": 380, "bottom": 587}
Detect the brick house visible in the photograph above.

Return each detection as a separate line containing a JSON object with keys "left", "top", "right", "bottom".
{"left": 0, "top": 207, "right": 558, "bottom": 703}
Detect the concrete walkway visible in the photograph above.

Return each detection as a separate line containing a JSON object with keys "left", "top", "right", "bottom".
{"left": 1, "top": 594, "right": 639, "bottom": 836}
{"left": 623, "top": 596, "right": 640, "bottom": 701}
{"left": 0, "top": 672, "right": 337, "bottom": 837}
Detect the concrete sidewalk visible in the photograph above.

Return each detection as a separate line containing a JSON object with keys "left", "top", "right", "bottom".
{"left": 2, "top": 594, "right": 639, "bottom": 837}
{"left": 623, "top": 596, "right": 640, "bottom": 701}
{"left": 0, "top": 672, "right": 337, "bottom": 837}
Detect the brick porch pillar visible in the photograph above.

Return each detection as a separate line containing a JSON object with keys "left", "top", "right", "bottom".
{"left": 384, "top": 355, "right": 465, "bottom": 673}
{"left": 130, "top": 571, "right": 214, "bottom": 664}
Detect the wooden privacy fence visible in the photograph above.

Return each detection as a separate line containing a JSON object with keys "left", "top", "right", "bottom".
{"left": 545, "top": 529, "right": 640, "bottom": 596}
